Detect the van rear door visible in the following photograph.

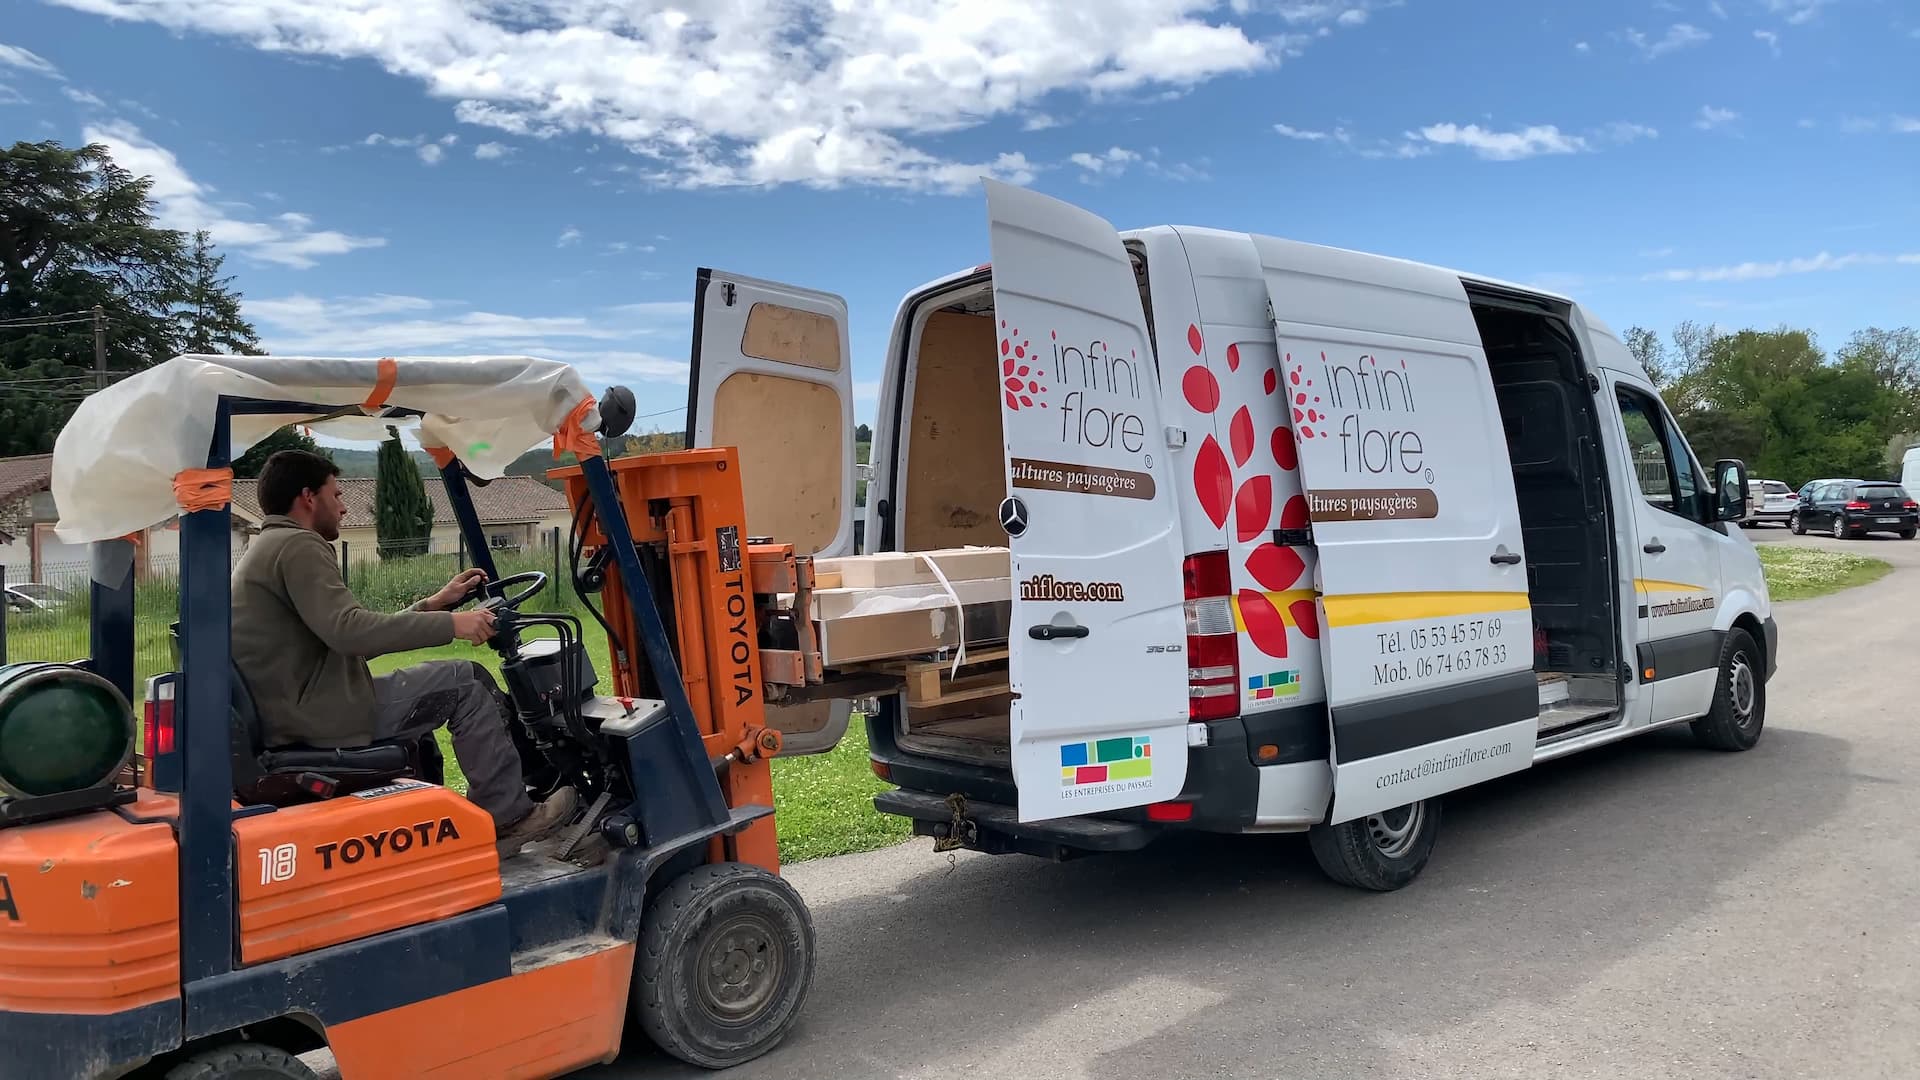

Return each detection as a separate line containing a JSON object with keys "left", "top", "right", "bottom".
{"left": 686, "top": 268, "right": 856, "bottom": 754}
{"left": 984, "top": 180, "right": 1190, "bottom": 823}
{"left": 1256, "top": 239, "right": 1538, "bottom": 823}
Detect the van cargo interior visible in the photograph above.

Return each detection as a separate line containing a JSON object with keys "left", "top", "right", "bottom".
{"left": 1469, "top": 290, "right": 1623, "bottom": 733}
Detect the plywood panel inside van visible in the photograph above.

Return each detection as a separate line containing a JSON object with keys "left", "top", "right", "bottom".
{"left": 713, "top": 371, "right": 842, "bottom": 554}
{"left": 906, "top": 310, "right": 1004, "bottom": 550}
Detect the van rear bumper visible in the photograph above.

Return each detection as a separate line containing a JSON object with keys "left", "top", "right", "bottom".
{"left": 874, "top": 789, "right": 1156, "bottom": 859}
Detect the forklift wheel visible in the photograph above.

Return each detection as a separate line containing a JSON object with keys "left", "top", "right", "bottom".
{"left": 162, "top": 1043, "right": 318, "bottom": 1080}
{"left": 633, "top": 862, "right": 817, "bottom": 1069}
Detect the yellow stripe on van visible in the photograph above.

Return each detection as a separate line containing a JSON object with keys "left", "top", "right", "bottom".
{"left": 1321, "top": 591, "right": 1531, "bottom": 628}
{"left": 1230, "top": 589, "right": 1318, "bottom": 632}
{"left": 1633, "top": 579, "right": 1710, "bottom": 594}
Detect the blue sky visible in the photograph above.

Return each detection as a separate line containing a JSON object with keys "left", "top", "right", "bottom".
{"left": 4, "top": 0, "right": 1917, "bottom": 438}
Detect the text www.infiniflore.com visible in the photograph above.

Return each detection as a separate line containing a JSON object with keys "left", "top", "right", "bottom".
{"left": 1374, "top": 740, "right": 1514, "bottom": 790}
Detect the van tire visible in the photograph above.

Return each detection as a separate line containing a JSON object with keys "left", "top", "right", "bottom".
{"left": 162, "top": 1044, "right": 318, "bottom": 1080}
{"left": 1308, "top": 798, "right": 1441, "bottom": 892}
{"left": 633, "top": 862, "right": 816, "bottom": 1070}
{"left": 1689, "top": 628, "right": 1765, "bottom": 752}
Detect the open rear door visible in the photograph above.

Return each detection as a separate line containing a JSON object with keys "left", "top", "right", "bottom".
{"left": 687, "top": 268, "right": 856, "bottom": 754}
{"left": 1255, "top": 237, "right": 1538, "bottom": 824}
{"left": 985, "top": 180, "right": 1190, "bottom": 822}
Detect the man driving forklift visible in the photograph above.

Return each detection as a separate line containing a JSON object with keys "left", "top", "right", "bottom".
{"left": 230, "top": 448, "right": 577, "bottom": 854}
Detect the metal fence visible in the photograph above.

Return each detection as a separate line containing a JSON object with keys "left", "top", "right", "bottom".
{"left": 1, "top": 527, "right": 569, "bottom": 694}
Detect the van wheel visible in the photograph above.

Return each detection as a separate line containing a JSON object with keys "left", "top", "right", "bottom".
{"left": 1690, "top": 628, "right": 1765, "bottom": 752}
{"left": 1308, "top": 798, "right": 1441, "bottom": 892}
{"left": 1789, "top": 512, "right": 1804, "bottom": 535}
{"left": 163, "top": 1044, "right": 318, "bottom": 1080}
{"left": 634, "top": 862, "right": 817, "bottom": 1069}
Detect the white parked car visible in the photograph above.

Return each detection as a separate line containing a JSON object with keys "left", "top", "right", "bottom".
{"left": 1743, "top": 479, "right": 1797, "bottom": 526}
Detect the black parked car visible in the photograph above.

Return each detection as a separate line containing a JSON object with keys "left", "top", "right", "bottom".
{"left": 1791, "top": 480, "right": 1918, "bottom": 539}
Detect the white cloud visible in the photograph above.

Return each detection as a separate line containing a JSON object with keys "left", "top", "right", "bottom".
{"left": 416, "top": 143, "right": 445, "bottom": 165}
{"left": 473, "top": 141, "right": 511, "bottom": 159}
{"left": 1708, "top": 0, "right": 1727, "bottom": 17}
{"left": 62, "top": 86, "right": 106, "bottom": 107}
{"left": 82, "top": 121, "right": 383, "bottom": 269}
{"left": 1645, "top": 251, "right": 1920, "bottom": 283}
{"left": 1596, "top": 121, "right": 1659, "bottom": 144}
{"left": 1623, "top": 23, "right": 1712, "bottom": 59}
{"left": 1894, "top": 116, "right": 1920, "bottom": 134}
{"left": 364, "top": 131, "right": 457, "bottom": 164}
{"left": 1574, "top": 40, "right": 1591, "bottom": 53}
{"left": 1763, "top": 0, "right": 1833, "bottom": 25}
{"left": 1274, "top": 122, "right": 1332, "bottom": 141}
{"left": 1022, "top": 113, "right": 1063, "bottom": 132}
{"left": 557, "top": 226, "right": 583, "bottom": 248}
{"left": 1694, "top": 105, "right": 1739, "bottom": 130}
{"left": 1754, "top": 29, "right": 1780, "bottom": 55}
{"left": 1413, "top": 123, "right": 1587, "bottom": 161}
{"left": 1840, "top": 115, "right": 1920, "bottom": 134}
{"left": 39, "top": 0, "right": 1382, "bottom": 192}
{"left": 0, "top": 42, "right": 60, "bottom": 78}
{"left": 1069, "top": 146, "right": 1140, "bottom": 176}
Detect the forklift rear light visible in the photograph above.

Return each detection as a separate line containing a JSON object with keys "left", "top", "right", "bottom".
{"left": 143, "top": 677, "right": 176, "bottom": 758}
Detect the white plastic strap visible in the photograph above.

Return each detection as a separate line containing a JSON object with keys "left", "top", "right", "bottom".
{"left": 919, "top": 551, "right": 968, "bottom": 679}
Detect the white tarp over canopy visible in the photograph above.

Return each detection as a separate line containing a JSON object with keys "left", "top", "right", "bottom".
{"left": 52, "top": 354, "right": 601, "bottom": 543}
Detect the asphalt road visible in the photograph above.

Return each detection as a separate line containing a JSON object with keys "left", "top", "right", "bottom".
{"left": 316, "top": 529, "right": 1920, "bottom": 1080}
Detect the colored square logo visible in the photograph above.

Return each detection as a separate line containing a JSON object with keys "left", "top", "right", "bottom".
{"left": 1059, "top": 737, "right": 1152, "bottom": 787}
{"left": 1247, "top": 669, "right": 1301, "bottom": 701}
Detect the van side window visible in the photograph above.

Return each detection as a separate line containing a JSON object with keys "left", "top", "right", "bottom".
{"left": 1616, "top": 388, "right": 1678, "bottom": 514}
{"left": 1616, "top": 385, "right": 1710, "bottom": 522}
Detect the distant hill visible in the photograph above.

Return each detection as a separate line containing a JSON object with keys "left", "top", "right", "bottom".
{"left": 326, "top": 446, "right": 440, "bottom": 478}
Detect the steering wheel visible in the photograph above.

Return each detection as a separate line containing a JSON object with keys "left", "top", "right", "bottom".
{"left": 462, "top": 570, "right": 548, "bottom": 611}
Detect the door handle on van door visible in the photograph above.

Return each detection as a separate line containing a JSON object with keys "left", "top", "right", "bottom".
{"left": 1028, "top": 624, "right": 1091, "bottom": 641}
{"left": 1489, "top": 552, "right": 1522, "bottom": 565}
{"left": 1643, "top": 540, "right": 1666, "bottom": 554}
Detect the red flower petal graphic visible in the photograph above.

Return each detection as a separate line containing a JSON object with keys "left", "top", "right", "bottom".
{"left": 1246, "top": 542, "right": 1306, "bottom": 592}
{"left": 1271, "top": 427, "right": 1298, "bottom": 470}
{"left": 1234, "top": 474, "right": 1272, "bottom": 542}
{"left": 1005, "top": 390, "right": 1019, "bottom": 410}
{"left": 1301, "top": 427, "right": 1315, "bottom": 439}
{"left": 1293, "top": 408, "right": 1305, "bottom": 422}
{"left": 1001, "top": 340, "right": 1011, "bottom": 357}
{"left": 1194, "top": 435, "right": 1232, "bottom": 528}
{"left": 1239, "top": 589, "right": 1289, "bottom": 658}
{"left": 1289, "top": 598, "right": 1320, "bottom": 640}
{"left": 1290, "top": 369, "right": 1300, "bottom": 386}
{"left": 1264, "top": 369, "right": 1277, "bottom": 395}
{"left": 1226, "top": 343, "right": 1241, "bottom": 371}
{"left": 1280, "top": 494, "right": 1309, "bottom": 530}
{"left": 1187, "top": 324, "right": 1204, "bottom": 354}
{"left": 1295, "top": 392, "right": 1307, "bottom": 405}
{"left": 1229, "top": 406, "right": 1254, "bottom": 467}
{"left": 1183, "top": 366, "right": 1221, "bottom": 413}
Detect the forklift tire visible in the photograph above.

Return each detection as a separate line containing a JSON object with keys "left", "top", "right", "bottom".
{"left": 162, "top": 1043, "right": 318, "bottom": 1080}
{"left": 1307, "top": 797, "right": 1441, "bottom": 892}
{"left": 634, "top": 862, "right": 817, "bottom": 1070}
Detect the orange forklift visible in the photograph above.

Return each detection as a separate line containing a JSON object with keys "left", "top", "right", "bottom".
{"left": 0, "top": 347, "right": 867, "bottom": 1078}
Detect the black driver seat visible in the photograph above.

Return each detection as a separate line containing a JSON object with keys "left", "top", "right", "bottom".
{"left": 229, "top": 659, "right": 442, "bottom": 807}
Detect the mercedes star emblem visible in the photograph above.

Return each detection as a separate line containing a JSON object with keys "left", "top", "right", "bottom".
{"left": 998, "top": 496, "right": 1029, "bottom": 538}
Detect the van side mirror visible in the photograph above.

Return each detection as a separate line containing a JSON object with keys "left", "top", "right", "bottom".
{"left": 1713, "top": 459, "right": 1749, "bottom": 522}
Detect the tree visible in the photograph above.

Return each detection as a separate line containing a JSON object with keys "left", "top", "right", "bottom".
{"left": 1622, "top": 325, "right": 1668, "bottom": 387}
{"left": 0, "top": 139, "right": 188, "bottom": 455}
{"left": 1837, "top": 327, "right": 1920, "bottom": 426}
{"left": 375, "top": 425, "right": 434, "bottom": 559}
{"left": 234, "top": 425, "right": 326, "bottom": 479}
{"left": 171, "top": 229, "right": 261, "bottom": 356}
{"left": 855, "top": 422, "right": 871, "bottom": 442}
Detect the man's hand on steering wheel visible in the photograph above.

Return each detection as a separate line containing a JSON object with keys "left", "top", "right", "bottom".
{"left": 425, "top": 567, "right": 489, "bottom": 612}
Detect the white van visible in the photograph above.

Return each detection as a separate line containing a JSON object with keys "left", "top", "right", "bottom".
{"left": 685, "top": 181, "right": 1777, "bottom": 891}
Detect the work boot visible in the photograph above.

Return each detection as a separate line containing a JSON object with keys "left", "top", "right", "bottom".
{"left": 497, "top": 786, "right": 579, "bottom": 858}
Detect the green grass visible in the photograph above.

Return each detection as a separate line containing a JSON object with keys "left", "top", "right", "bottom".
{"left": 1758, "top": 544, "right": 1893, "bottom": 601}
{"left": 368, "top": 636, "right": 910, "bottom": 864}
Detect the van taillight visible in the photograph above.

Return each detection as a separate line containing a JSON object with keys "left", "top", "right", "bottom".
{"left": 1183, "top": 552, "right": 1239, "bottom": 722}
{"left": 143, "top": 676, "right": 176, "bottom": 757}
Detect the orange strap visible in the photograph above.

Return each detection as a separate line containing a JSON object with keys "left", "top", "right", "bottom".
{"left": 425, "top": 445, "right": 456, "bottom": 468}
{"left": 362, "top": 357, "right": 398, "bottom": 412}
{"left": 174, "top": 468, "right": 233, "bottom": 513}
{"left": 553, "top": 396, "right": 601, "bottom": 460}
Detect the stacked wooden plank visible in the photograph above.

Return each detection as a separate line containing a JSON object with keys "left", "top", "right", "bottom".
{"left": 792, "top": 547, "right": 1010, "bottom": 667}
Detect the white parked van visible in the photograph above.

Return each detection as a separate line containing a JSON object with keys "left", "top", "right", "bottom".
{"left": 686, "top": 182, "right": 1777, "bottom": 891}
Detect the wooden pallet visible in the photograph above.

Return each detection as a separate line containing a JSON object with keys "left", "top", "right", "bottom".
{"left": 856, "top": 646, "right": 1010, "bottom": 707}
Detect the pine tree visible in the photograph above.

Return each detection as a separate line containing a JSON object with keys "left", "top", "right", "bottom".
{"left": 374, "top": 425, "right": 433, "bottom": 559}
{"left": 172, "top": 230, "right": 262, "bottom": 356}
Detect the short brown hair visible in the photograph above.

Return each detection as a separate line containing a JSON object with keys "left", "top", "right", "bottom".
{"left": 257, "top": 450, "right": 341, "bottom": 515}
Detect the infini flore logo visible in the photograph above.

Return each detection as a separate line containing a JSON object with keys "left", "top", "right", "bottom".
{"left": 1288, "top": 350, "right": 1438, "bottom": 521}
{"left": 1006, "top": 321, "right": 1157, "bottom": 502}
